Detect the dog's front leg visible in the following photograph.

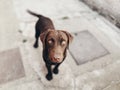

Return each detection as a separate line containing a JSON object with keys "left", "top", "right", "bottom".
{"left": 53, "top": 63, "right": 61, "bottom": 74}
{"left": 46, "top": 63, "right": 53, "bottom": 80}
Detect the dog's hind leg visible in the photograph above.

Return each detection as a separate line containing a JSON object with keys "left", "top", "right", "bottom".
{"left": 33, "top": 26, "right": 40, "bottom": 48}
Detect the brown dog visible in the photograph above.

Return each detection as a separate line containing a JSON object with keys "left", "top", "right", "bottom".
{"left": 27, "top": 10, "right": 73, "bottom": 80}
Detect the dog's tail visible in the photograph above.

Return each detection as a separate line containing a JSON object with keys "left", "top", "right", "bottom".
{"left": 27, "top": 10, "right": 43, "bottom": 18}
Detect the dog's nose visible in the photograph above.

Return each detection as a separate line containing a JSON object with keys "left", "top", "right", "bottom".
{"left": 54, "top": 56, "right": 60, "bottom": 61}
{"left": 53, "top": 54, "right": 61, "bottom": 62}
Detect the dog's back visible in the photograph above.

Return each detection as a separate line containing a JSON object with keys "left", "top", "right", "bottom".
{"left": 27, "top": 10, "right": 55, "bottom": 33}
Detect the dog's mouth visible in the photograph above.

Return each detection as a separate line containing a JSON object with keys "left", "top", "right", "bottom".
{"left": 50, "top": 57, "right": 63, "bottom": 63}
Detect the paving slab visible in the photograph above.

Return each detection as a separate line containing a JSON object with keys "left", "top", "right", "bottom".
{"left": 75, "top": 60, "right": 120, "bottom": 90}
{"left": 104, "top": 82, "right": 120, "bottom": 90}
{"left": 1, "top": 80, "right": 44, "bottom": 90}
{"left": 0, "top": 44, "right": 41, "bottom": 89}
{"left": 0, "top": 0, "right": 41, "bottom": 89}
{"left": 12, "top": 0, "right": 89, "bottom": 37}
{"left": 0, "top": 0, "right": 20, "bottom": 51}
{"left": 0, "top": 48, "right": 25, "bottom": 85}
{"left": 69, "top": 30, "right": 109, "bottom": 65}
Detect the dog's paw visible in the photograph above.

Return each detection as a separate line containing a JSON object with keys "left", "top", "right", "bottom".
{"left": 53, "top": 68, "right": 59, "bottom": 74}
{"left": 33, "top": 44, "right": 38, "bottom": 48}
{"left": 46, "top": 74, "right": 53, "bottom": 81}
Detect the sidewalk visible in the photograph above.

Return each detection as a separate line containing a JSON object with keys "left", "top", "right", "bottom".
{"left": 0, "top": 0, "right": 120, "bottom": 90}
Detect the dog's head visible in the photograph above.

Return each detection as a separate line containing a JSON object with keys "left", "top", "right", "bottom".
{"left": 40, "top": 29, "right": 73, "bottom": 63}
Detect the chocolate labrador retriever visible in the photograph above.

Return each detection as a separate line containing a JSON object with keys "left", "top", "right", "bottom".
{"left": 27, "top": 10, "right": 73, "bottom": 81}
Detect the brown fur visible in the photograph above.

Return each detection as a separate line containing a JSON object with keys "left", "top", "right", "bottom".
{"left": 27, "top": 10, "right": 73, "bottom": 80}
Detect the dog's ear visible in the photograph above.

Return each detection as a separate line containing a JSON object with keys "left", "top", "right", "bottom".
{"left": 40, "top": 31, "right": 47, "bottom": 43}
{"left": 40, "top": 29, "right": 52, "bottom": 43}
{"left": 62, "top": 30, "right": 73, "bottom": 49}
{"left": 61, "top": 30, "right": 73, "bottom": 44}
{"left": 40, "top": 30, "right": 50, "bottom": 49}
{"left": 40, "top": 29, "right": 54, "bottom": 48}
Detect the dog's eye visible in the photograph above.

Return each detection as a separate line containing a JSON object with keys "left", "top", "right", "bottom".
{"left": 61, "top": 40, "right": 66, "bottom": 46}
{"left": 48, "top": 39, "right": 54, "bottom": 45}
{"left": 48, "top": 40, "right": 53, "bottom": 44}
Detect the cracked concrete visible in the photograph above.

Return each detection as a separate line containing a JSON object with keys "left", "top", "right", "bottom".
{"left": 0, "top": 0, "right": 120, "bottom": 90}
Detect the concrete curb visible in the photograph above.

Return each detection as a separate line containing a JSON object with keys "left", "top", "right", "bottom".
{"left": 80, "top": 0, "right": 120, "bottom": 28}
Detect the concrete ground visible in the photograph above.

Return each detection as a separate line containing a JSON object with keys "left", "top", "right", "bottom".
{"left": 0, "top": 0, "right": 120, "bottom": 90}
